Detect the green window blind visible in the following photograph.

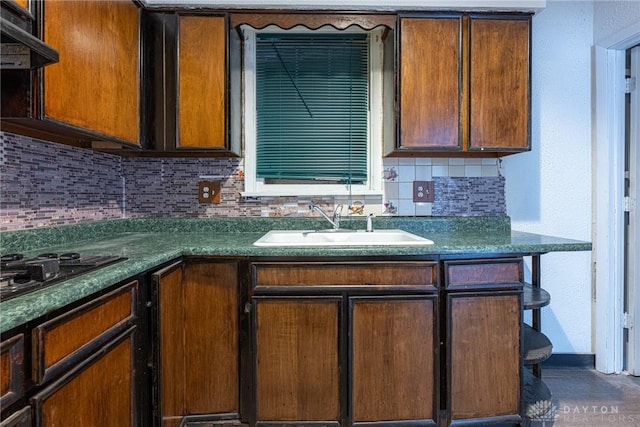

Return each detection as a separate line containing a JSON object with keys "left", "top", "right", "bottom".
{"left": 256, "top": 33, "right": 369, "bottom": 183}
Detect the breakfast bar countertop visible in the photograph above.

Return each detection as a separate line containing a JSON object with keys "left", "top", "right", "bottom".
{"left": 0, "top": 216, "right": 592, "bottom": 333}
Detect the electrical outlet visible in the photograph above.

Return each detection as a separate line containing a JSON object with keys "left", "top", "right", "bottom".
{"left": 413, "top": 181, "right": 434, "bottom": 203}
{"left": 198, "top": 181, "right": 221, "bottom": 204}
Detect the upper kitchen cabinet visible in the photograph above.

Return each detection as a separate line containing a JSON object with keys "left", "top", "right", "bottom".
{"left": 391, "top": 13, "right": 531, "bottom": 157}
{"left": 468, "top": 15, "right": 530, "bottom": 152}
{"left": 397, "top": 15, "right": 462, "bottom": 152}
{"left": 177, "top": 15, "right": 227, "bottom": 150}
{"left": 142, "top": 12, "right": 238, "bottom": 156}
{"left": 0, "top": 0, "right": 141, "bottom": 148}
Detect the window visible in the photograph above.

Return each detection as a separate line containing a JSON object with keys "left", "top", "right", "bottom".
{"left": 241, "top": 25, "right": 385, "bottom": 197}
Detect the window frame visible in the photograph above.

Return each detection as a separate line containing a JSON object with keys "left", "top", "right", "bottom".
{"left": 241, "top": 24, "right": 384, "bottom": 197}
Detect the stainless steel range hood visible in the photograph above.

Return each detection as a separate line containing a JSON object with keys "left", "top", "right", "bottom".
{"left": 1, "top": 16, "right": 58, "bottom": 69}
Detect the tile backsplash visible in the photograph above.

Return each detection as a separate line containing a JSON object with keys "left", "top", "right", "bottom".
{"left": 0, "top": 132, "right": 505, "bottom": 231}
{"left": 1, "top": 133, "right": 124, "bottom": 230}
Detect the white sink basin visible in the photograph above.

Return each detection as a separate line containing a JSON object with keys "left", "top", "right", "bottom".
{"left": 253, "top": 229, "right": 434, "bottom": 247}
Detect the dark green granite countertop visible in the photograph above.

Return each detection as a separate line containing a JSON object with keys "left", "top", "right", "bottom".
{"left": 0, "top": 217, "right": 591, "bottom": 333}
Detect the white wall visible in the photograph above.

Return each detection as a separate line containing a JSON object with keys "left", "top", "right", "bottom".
{"left": 503, "top": 1, "right": 594, "bottom": 353}
{"left": 593, "top": 0, "right": 640, "bottom": 44}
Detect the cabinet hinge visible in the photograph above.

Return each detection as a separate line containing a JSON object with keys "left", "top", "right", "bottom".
{"left": 624, "top": 196, "right": 631, "bottom": 213}
{"left": 623, "top": 312, "right": 634, "bottom": 329}
{"left": 626, "top": 77, "right": 636, "bottom": 94}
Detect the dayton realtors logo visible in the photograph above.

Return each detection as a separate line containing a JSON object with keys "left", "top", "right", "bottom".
{"left": 531, "top": 404, "right": 637, "bottom": 426}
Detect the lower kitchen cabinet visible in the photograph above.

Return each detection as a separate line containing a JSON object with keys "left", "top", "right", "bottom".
{"left": 0, "top": 334, "right": 25, "bottom": 413}
{"left": 152, "top": 260, "right": 240, "bottom": 427}
{"left": 444, "top": 259, "right": 523, "bottom": 426}
{"left": 31, "top": 281, "right": 140, "bottom": 427}
{"left": 0, "top": 255, "right": 529, "bottom": 427}
{"left": 32, "top": 328, "right": 136, "bottom": 426}
{"left": 254, "top": 298, "right": 341, "bottom": 425}
{"left": 250, "top": 258, "right": 522, "bottom": 427}
{"left": 351, "top": 297, "right": 438, "bottom": 425}
{"left": 447, "top": 293, "right": 521, "bottom": 425}
{"left": 251, "top": 261, "right": 439, "bottom": 427}
{"left": 0, "top": 407, "right": 31, "bottom": 427}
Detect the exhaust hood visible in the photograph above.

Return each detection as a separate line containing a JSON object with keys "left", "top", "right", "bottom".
{"left": 1, "top": 16, "right": 58, "bottom": 69}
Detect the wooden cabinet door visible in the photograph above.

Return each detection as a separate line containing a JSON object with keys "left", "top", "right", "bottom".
{"left": 351, "top": 297, "right": 437, "bottom": 425}
{"left": 468, "top": 15, "right": 530, "bottom": 151}
{"left": 29, "top": 281, "right": 140, "bottom": 426}
{"left": 0, "top": 406, "right": 31, "bottom": 427}
{"left": 177, "top": 14, "right": 227, "bottom": 149}
{"left": 447, "top": 292, "right": 521, "bottom": 424}
{"left": 43, "top": 0, "right": 140, "bottom": 145}
{"left": 398, "top": 15, "right": 462, "bottom": 151}
{"left": 254, "top": 297, "right": 341, "bottom": 424}
{"left": 32, "top": 328, "right": 136, "bottom": 427}
{"left": 153, "top": 260, "right": 239, "bottom": 427}
{"left": 1, "top": 334, "right": 24, "bottom": 412}
{"left": 10, "top": 0, "right": 29, "bottom": 11}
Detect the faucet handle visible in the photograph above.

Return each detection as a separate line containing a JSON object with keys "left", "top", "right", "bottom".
{"left": 332, "top": 204, "right": 343, "bottom": 230}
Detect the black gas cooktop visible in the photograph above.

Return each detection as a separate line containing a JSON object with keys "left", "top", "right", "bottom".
{"left": 0, "top": 252, "right": 127, "bottom": 301}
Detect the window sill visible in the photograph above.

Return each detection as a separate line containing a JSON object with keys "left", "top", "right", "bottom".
{"left": 241, "top": 189, "right": 384, "bottom": 198}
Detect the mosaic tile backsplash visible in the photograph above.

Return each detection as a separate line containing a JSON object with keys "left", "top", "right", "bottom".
{"left": 0, "top": 132, "right": 505, "bottom": 231}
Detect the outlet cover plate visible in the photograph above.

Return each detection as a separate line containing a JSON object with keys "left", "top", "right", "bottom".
{"left": 198, "top": 181, "right": 221, "bottom": 204}
{"left": 413, "top": 181, "right": 434, "bottom": 203}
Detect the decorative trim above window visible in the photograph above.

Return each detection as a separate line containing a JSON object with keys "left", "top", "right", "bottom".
{"left": 230, "top": 13, "right": 396, "bottom": 32}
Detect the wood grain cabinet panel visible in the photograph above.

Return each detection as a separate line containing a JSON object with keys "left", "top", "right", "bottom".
{"left": 351, "top": 297, "right": 437, "bottom": 424}
{"left": 255, "top": 298, "right": 340, "bottom": 423}
{"left": 0, "top": 334, "right": 24, "bottom": 411}
{"left": 153, "top": 261, "right": 239, "bottom": 426}
{"left": 32, "top": 281, "right": 137, "bottom": 384}
{"left": 177, "top": 14, "right": 227, "bottom": 149}
{"left": 6, "top": 0, "right": 29, "bottom": 13}
{"left": 42, "top": 0, "right": 140, "bottom": 145}
{"left": 448, "top": 293, "right": 521, "bottom": 424}
{"left": 444, "top": 258, "right": 523, "bottom": 290}
{"left": 253, "top": 262, "right": 437, "bottom": 290}
{"left": 399, "top": 16, "right": 462, "bottom": 150}
{"left": 468, "top": 16, "right": 530, "bottom": 151}
{"left": 32, "top": 329, "right": 136, "bottom": 427}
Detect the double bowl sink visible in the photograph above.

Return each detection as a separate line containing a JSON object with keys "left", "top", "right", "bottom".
{"left": 253, "top": 229, "right": 434, "bottom": 247}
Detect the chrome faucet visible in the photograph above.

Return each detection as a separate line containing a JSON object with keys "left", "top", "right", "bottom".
{"left": 309, "top": 204, "right": 343, "bottom": 230}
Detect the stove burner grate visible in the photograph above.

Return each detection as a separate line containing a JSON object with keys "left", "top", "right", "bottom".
{"left": 0, "top": 253, "right": 127, "bottom": 301}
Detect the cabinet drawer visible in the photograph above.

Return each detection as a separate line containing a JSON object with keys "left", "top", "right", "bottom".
{"left": 253, "top": 262, "right": 437, "bottom": 290}
{"left": 31, "top": 328, "right": 136, "bottom": 427}
{"left": 32, "top": 281, "right": 137, "bottom": 384}
{"left": 444, "top": 259, "right": 523, "bottom": 289}
{"left": 1, "top": 334, "right": 25, "bottom": 410}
